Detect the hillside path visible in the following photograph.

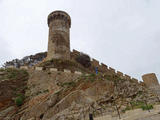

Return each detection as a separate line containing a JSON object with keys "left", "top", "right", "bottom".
{"left": 95, "top": 105, "right": 160, "bottom": 120}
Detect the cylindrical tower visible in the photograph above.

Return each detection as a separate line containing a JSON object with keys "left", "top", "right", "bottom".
{"left": 47, "top": 10, "right": 71, "bottom": 60}
{"left": 142, "top": 73, "right": 159, "bottom": 87}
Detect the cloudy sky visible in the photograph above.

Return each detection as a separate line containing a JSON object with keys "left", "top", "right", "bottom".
{"left": 0, "top": 0, "right": 159, "bottom": 81}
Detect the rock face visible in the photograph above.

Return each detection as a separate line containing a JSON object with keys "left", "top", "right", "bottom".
{"left": 0, "top": 68, "right": 29, "bottom": 120}
{"left": 3, "top": 70, "right": 157, "bottom": 120}
{"left": 47, "top": 11, "right": 71, "bottom": 60}
{"left": 0, "top": 68, "right": 159, "bottom": 120}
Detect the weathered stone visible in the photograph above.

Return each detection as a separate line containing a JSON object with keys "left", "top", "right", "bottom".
{"left": 117, "top": 71, "right": 123, "bottom": 77}
{"left": 35, "top": 67, "right": 43, "bottom": 71}
{"left": 142, "top": 73, "right": 159, "bottom": 87}
{"left": 0, "top": 72, "right": 5, "bottom": 75}
{"left": 74, "top": 71, "right": 82, "bottom": 75}
{"left": 20, "top": 66, "right": 28, "bottom": 70}
{"left": 0, "top": 106, "right": 15, "bottom": 117}
{"left": 47, "top": 11, "right": 71, "bottom": 60}
{"left": 50, "top": 68, "right": 58, "bottom": 72}
{"left": 64, "top": 69, "right": 71, "bottom": 73}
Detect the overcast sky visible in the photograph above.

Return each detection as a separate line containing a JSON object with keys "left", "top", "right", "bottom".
{"left": 0, "top": 0, "right": 160, "bottom": 81}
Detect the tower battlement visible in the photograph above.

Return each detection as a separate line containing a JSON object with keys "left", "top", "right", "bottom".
{"left": 48, "top": 10, "right": 71, "bottom": 28}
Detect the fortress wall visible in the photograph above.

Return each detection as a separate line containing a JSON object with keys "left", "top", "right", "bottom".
{"left": 64, "top": 69, "right": 71, "bottom": 73}
{"left": 20, "top": 66, "right": 28, "bottom": 70}
{"left": 35, "top": 67, "right": 43, "bottom": 71}
{"left": 100, "top": 63, "right": 109, "bottom": 72}
{"left": 116, "top": 71, "right": 123, "bottom": 77}
{"left": 91, "top": 58, "right": 100, "bottom": 67}
{"left": 34, "top": 67, "right": 83, "bottom": 75}
{"left": 70, "top": 49, "right": 139, "bottom": 82}
{"left": 124, "top": 74, "right": 131, "bottom": 80}
{"left": 131, "top": 78, "right": 139, "bottom": 83}
{"left": 6, "top": 66, "right": 15, "bottom": 68}
{"left": 108, "top": 67, "right": 116, "bottom": 74}
{"left": 50, "top": 68, "right": 58, "bottom": 72}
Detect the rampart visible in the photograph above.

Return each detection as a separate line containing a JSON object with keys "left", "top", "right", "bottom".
{"left": 19, "top": 66, "right": 82, "bottom": 75}
{"left": 70, "top": 49, "right": 139, "bottom": 83}
{"left": 7, "top": 49, "right": 139, "bottom": 83}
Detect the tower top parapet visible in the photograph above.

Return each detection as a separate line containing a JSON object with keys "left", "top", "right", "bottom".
{"left": 48, "top": 10, "right": 71, "bottom": 28}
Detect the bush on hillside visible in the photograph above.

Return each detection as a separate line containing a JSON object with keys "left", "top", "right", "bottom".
{"left": 75, "top": 53, "right": 91, "bottom": 68}
{"left": 15, "top": 94, "right": 25, "bottom": 106}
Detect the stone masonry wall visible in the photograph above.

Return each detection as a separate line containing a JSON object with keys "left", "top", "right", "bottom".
{"left": 47, "top": 11, "right": 71, "bottom": 60}
{"left": 142, "top": 73, "right": 159, "bottom": 87}
{"left": 70, "top": 49, "right": 139, "bottom": 83}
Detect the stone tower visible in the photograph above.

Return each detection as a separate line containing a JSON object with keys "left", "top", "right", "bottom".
{"left": 142, "top": 73, "right": 159, "bottom": 87}
{"left": 47, "top": 10, "right": 71, "bottom": 60}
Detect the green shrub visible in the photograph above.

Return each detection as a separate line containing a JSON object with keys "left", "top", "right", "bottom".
{"left": 62, "top": 82, "right": 76, "bottom": 87}
{"left": 5, "top": 68, "right": 29, "bottom": 80}
{"left": 141, "top": 104, "right": 153, "bottom": 111}
{"left": 15, "top": 94, "right": 25, "bottom": 106}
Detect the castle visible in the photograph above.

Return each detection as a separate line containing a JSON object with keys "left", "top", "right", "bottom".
{"left": 4, "top": 10, "right": 159, "bottom": 87}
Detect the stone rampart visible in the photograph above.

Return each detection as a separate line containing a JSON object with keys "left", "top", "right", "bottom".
{"left": 70, "top": 49, "right": 139, "bottom": 82}
{"left": 100, "top": 63, "right": 108, "bottom": 71}
{"left": 131, "top": 78, "right": 138, "bottom": 83}
{"left": 124, "top": 74, "right": 131, "bottom": 80}
{"left": 117, "top": 71, "right": 123, "bottom": 77}
{"left": 109, "top": 67, "right": 116, "bottom": 74}
{"left": 20, "top": 66, "right": 28, "bottom": 70}
{"left": 35, "top": 67, "right": 43, "bottom": 71}
{"left": 91, "top": 58, "right": 100, "bottom": 67}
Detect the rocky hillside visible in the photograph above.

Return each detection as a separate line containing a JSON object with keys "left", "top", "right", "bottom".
{"left": 0, "top": 59, "right": 160, "bottom": 120}
{"left": 0, "top": 68, "right": 29, "bottom": 120}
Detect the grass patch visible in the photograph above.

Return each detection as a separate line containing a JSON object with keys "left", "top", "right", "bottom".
{"left": 5, "top": 68, "right": 29, "bottom": 80}
{"left": 141, "top": 104, "right": 153, "bottom": 111}
{"left": 61, "top": 81, "right": 76, "bottom": 87}
{"left": 123, "top": 101, "right": 153, "bottom": 113}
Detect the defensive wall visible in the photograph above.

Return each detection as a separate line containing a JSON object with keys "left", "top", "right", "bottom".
{"left": 70, "top": 49, "right": 139, "bottom": 83}
{"left": 19, "top": 65, "right": 138, "bottom": 83}
{"left": 6, "top": 49, "right": 139, "bottom": 83}
{"left": 19, "top": 66, "right": 83, "bottom": 75}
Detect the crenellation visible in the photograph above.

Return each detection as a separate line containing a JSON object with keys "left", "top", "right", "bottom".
{"left": 35, "top": 67, "right": 43, "bottom": 71}
{"left": 6, "top": 66, "right": 15, "bottom": 69}
{"left": 124, "top": 74, "right": 131, "bottom": 80}
{"left": 101, "top": 63, "right": 108, "bottom": 69}
{"left": 91, "top": 58, "right": 100, "bottom": 67}
{"left": 75, "top": 71, "right": 82, "bottom": 75}
{"left": 109, "top": 67, "right": 116, "bottom": 74}
{"left": 131, "top": 78, "right": 139, "bottom": 83}
{"left": 117, "top": 71, "right": 123, "bottom": 77}
{"left": 64, "top": 69, "right": 71, "bottom": 73}
{"left": 50, "top": 68, "right": 58, "bottom": 72}
{"left": 20, "top": 66, "right": 28, "bottom": 70}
